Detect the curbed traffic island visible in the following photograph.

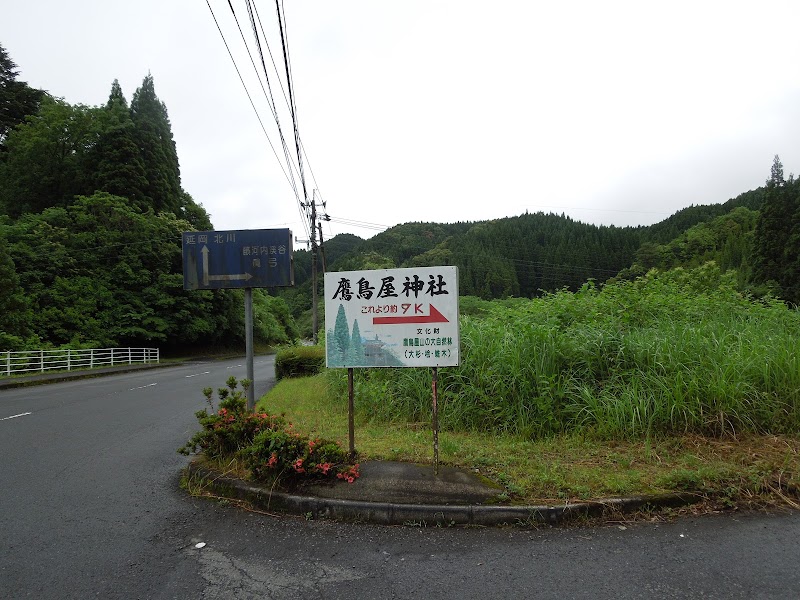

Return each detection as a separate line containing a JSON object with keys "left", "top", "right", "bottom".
{"left": 183, "top": 458, "right": 700, "bottom": 527}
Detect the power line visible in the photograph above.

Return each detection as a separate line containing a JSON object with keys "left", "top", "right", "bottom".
{"left": 226, "top": 0, "right": 310, "bottom": 241}
{"left": 249, "top": 1, "right": 330, "bottom": 226}
{"left": 326, "top": 216, "right": 390, "bottom": 231}
{"left": 204, "top": 0, "right": 296, "bottom": 203}
{"left": 274, "top": 0, "right": 309, "bottom": 211}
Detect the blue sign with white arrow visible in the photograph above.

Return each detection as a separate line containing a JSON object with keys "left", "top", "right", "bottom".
{"left": 182, "top": 229, "right": 294, "bottom": 290}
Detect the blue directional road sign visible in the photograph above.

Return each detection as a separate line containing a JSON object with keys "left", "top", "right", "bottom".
{"left": 182, "top": 229, "right": 294, "bottom": 290}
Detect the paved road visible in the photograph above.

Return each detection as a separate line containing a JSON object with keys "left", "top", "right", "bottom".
{"left": 2, "top": 359, "right": 799, "bottom": 599}
{"left": 0, "top": 356, "right": 274, "bottom": 599}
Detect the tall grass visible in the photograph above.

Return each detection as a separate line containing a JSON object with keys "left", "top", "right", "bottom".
{"left": 328, "top": 263, "right": 800, "bottom": 439}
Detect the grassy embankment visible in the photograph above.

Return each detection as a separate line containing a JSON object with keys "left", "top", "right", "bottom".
{"left": 258, "top": 265, "right": 800, "bottom": 508}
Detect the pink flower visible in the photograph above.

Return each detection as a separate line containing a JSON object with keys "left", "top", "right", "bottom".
{"left": 267, "top": 453, "right": 278, "bottom": 468}
{"left": 293, "top": 458, "right": 305, "bottom": 473}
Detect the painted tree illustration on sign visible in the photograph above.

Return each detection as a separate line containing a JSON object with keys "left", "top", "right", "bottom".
{"left": 348, "top": 319, "right": 364, "bottom": 364}
{"left": 332, "top": 304, "right": 350, "bottom": 364}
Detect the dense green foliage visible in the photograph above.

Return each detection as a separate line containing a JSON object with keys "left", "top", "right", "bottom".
{"left": 329, "top": 264, "right": 800, "bottom": 439}
{"left": 0, "top": 46, "right": 297, "bottom": 352}
{"left": 275, "top": 345, "right": 325, "bottom": 380}
{"left": 752, "top": 156, "right": 800, "bottom": 304}
{"left": 612, "top": 206, "right": 759, "bottom": 288}
{"left": 0, "top": 44, "right": 43, "bottom": 149}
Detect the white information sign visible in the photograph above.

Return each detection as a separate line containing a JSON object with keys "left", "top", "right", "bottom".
{"left": 324, "top": 266, "right": 460, "bottom": 368}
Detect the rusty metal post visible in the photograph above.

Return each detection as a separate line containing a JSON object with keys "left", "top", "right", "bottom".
{"left": 348, "top": 367, "right": 355, "bottom": 459}
{"left": 432, "top": 366, "right": 439, "bottom": 475}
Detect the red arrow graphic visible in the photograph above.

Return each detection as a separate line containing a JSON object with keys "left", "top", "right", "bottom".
{"left": 373, "top": 304, "right": 449, "bottom": 325}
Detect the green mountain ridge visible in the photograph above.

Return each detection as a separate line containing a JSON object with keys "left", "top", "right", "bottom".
{"left": 292, "top": 186, "right": 768, "bottom": 298}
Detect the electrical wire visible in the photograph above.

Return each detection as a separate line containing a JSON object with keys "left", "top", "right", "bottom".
{"left": 326, "top": 216, "right": 390, "bottom": 231}
{"left": 250, "top": 1, "right": 330, "bottom": 229}
{"left": 204, "top": 0, "right": 295, "bottom": 200}
{"left": 274, "top": 0, "right": 309, "bottom": 212}
{"left": 226, "top": 0, "right": 310, "bottom": 240}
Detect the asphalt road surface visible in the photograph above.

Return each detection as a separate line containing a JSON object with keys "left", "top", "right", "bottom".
{"left": 1, "top": 358, "right": 799, "bottom": 599}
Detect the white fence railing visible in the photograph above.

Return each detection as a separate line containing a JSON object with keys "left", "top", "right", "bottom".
{"left": 2, "top": 348, "right": 160, "bottom": 377}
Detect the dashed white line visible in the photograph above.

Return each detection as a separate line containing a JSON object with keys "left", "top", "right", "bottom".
{"left": 1, "top": 412, "right": 32, "bottom": 421}
{"left": 129, "top": 383, "right": 158, "bottom": 390}
{"left": 185, "top": 372, "right": 211, "bottom": 378}
{"left": 226, "top": 365, "right": 243, "bottom": 370}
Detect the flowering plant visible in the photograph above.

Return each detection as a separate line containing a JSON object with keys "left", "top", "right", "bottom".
{"left": 179, "top": 377, "right": 360, "bottom": 485}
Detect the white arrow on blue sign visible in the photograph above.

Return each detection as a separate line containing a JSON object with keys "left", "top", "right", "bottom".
{"left": 182, "top": 229, "right": 294, "bottom": 290}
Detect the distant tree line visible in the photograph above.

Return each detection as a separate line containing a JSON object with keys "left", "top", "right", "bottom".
{"left": 284, "top": 158, "right": 798, "bottom": 337}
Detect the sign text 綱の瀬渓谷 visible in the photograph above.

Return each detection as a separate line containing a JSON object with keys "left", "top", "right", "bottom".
{"left": 181, "top": 229, "right": 294, "bottom": 290}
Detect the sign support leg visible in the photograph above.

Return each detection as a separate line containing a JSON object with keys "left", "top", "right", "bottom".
{"left": 348, "top": 367, "right": 355, "bottom": 459}
{"left": 244, "top": 287, "right": 255, "bottom": 411}
{"left": 432, "top": 366, "right": 439, "bottom": 476}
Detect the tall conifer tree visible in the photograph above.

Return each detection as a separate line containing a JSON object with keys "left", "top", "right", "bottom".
{"left": 0, "top": 44, "right": 44, "bottom": 148}
{"left": 89, "top": 80, "right": 149, "bottom": 209}
{"left": 752, "top": 155, "right": 800, "bottom": 302}
{"left": 130, "top": 74, "right": 181, "bottom": 213}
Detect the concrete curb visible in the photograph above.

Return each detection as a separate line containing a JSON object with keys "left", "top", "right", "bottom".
{"left": 186, "top": 463, "right": 701, "bottom": 527}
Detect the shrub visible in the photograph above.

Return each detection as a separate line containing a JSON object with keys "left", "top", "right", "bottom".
{"left": 178, "top": 377, "right": 285, "bottom": 459}
{"left": 179, "top": 377, "right": 359, "bottom": 486}
{"left": 275, "top": 345, "right": 325, "bottom": 380}
{"left": 242, "top": 429, "right": 359, "bottom": 485}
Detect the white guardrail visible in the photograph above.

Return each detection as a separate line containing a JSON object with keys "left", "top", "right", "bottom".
{"left": 2, "top": 348, "right": 160, "bottom": 377}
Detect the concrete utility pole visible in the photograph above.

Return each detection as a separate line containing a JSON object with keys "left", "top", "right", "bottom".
{"left": 301, "top": 191, "right": 328, "bottom": 345}
{"left": 309, "top": 190, "right": 331, "bottom": 344}
{"left": 310, "top": 193, "right": 318, "bottom": 344}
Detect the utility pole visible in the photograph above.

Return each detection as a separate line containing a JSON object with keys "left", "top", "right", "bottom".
{"left": 301, "top": 190, "right": 328, "bottom": 345}
{"left": 310, "top": 192, "right": 319, "bottom": 344}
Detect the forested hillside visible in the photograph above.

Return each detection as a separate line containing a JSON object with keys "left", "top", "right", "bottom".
{"left": 284, "top": 158, "right": 798, "bottom": 336}
{"left": 291, "top": 177, "right": 786, "bottom": 298}
{"left": 2, "top": 42, "right": 798, "bottom": 350}
{"left": 0, "top": 44, "right": 298, "bottom": 352}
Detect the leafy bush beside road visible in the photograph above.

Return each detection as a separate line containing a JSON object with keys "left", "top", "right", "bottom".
{"left": 275, "top": 345, "right": 326, "bottom": 380}
{"left": 179, "top": 377, "right": 358, "bottom": 486}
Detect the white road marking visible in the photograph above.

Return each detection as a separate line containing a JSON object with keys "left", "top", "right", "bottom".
{"left": 185, "top": 372, "right": 211, "bottom": 378}
{"left": 129, "top": 383, "right": 158, "bottom": 390}
{"left": 226, "top": 365, "right": 243, "bottom": 369}
{"left": 1, "top": 412, "right": 32, "bottom": 421}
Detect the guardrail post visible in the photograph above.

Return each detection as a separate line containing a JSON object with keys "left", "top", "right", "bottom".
{"left": 40, "top": 350, "right": 44, "bottom": 373}
{"left": 128, "top": 347, "right": 132, "bottom": 365}
{"left": 67, "top": 349, "right": 71, "bottom": 371}
{"left": 111, "top": 348, "right": 115, "bottom": 366}
{"left": 90, "top": 349, "right": 94, "bottom": 369}
{"left": 5, "top": 351, "right": 9, "bottom": 376}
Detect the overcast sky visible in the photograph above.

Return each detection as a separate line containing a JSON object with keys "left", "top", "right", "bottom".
{"left": 3, "top": 1, "right": 799, "bottom": 242}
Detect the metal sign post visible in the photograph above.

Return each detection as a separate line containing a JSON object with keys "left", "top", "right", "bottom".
{"left": 244, "top": 288, "right": 255, "bottom": 410}
{"left": 348, "top": 368, "right": 355, "bottom": 459}
{"left": 432, "top": 366, "right": 439, "bottom": 475}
